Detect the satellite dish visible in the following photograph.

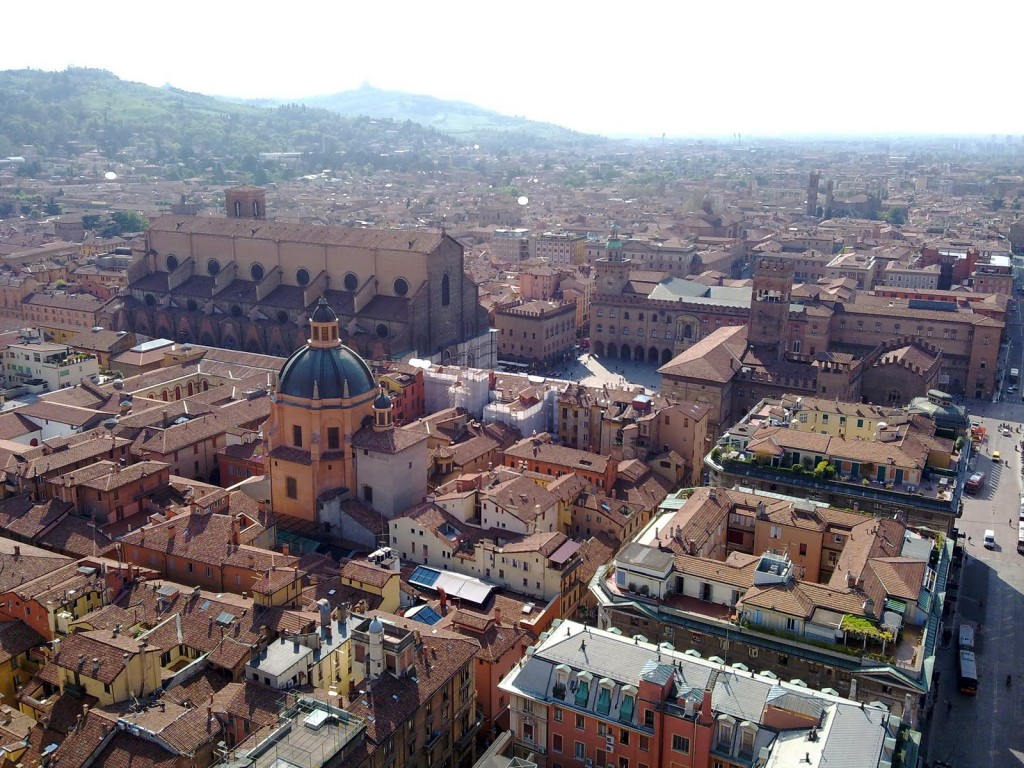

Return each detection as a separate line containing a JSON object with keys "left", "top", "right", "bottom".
{"left": 104, "top": 171, "right": 117, "bottom": 180}
{"left": 517, "top": 196, "right": 529, "bottom": 206}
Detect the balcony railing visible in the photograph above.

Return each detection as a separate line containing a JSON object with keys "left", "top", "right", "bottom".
{"left": 424, "top": 730, "right": 443, "bottom": 752}
{"left": 718, "top": 459, "right": 962, "bottom": 516}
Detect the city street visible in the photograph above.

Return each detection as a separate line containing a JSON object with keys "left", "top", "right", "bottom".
{"left": 924, "top": 369, "right": 1024, "bottom": 762}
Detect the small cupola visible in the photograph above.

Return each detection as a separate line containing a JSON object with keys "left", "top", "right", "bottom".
{"left": 309, "top": 297, "right": 340, "bottom": 349}
{"left": 373, "top": 387, "right": 393, "bottom": 431}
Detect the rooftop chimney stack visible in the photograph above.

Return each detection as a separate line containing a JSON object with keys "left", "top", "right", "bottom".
{"left": 699, "top": 687, "right": 714, "bottom": 726}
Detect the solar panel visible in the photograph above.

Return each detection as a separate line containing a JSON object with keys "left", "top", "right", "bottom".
{"left": 409, "top": 606, "right": 442, "bottom": 625}
{"left": 216, "top": 611, "right": 235, "bottom": 627}
{"left": 409, "top": 567, "right": 441, "bottom": 588}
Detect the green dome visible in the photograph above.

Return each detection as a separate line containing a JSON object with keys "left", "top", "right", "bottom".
{"left": 278, "top": 343, "right": 376, "bottom": 401}
{"left": 310, "top": 297, "right": 338, "bottom": 324}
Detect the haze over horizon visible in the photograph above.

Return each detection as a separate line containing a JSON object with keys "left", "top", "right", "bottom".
{"left": 3, "top": 0, "right": 1021, "bottom": 139}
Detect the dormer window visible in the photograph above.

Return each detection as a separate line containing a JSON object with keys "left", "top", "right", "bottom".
{"left": 575, "top": 671, "right": 592, "bottom": 708}
{"left": 596, "top": 678, "right": 614, "bottom": 715}
{"left": 739, "top": 722, "right": 757, "bottom": 756}
{"left": 619, "top": 685, "right": 637, "bottom": 722}
{"left": 553, "top": 664, "right": 570, "bottom": 700}
{"left": 717, "top": 714, "right": 736, "bottom": 750}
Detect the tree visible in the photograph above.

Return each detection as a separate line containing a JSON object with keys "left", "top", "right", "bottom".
{"left": 110, "top": 210, "right": 148, "bottom": 234}
{"left": 81, "top": 214, "right": 101, "bottom": 231}
{"left": 98, "top": 210, "right": 148, "bottom": 237}
{"left": 989, "top": 197, "right": 1005, "bottom": 211}
{"left": 882, "top": 206, "right": 905, "bottom": 226}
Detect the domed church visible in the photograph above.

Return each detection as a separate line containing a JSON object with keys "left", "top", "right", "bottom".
{"left": 264, "top": 297, "right": 430, "bottom": 526}
{"left": 265, "top": 298, "right": 379, "bottom": 520}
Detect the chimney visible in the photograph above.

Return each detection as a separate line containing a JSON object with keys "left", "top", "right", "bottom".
{"left": 845, "top": 570, "right": 856, "bottom": 588}
{"left": 438, "top": 586, "right": 447, "bottom": 613}
{"left": 494, "top": 607, "right": 502, "bottom": 625}
{"left": 699, "top": 687, "right": 714, "bottom": 726}
{"left": 12, "top": 545, "right": 19, "bottom": 558}
{"left": 281, "top": 543, "right": 290, "bottom": 557}
{"left": 162, "top": 409, "right": 168, "bottom": 426}
{"left": 167, "top": 522, "right": 175, "bottom": 537}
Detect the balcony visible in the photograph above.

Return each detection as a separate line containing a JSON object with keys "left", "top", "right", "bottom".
{"left": 715, "top": 456, "right": 963, "bottom": 519}
{"left": 423, "top": 729, "right": 443, "bottom": 752}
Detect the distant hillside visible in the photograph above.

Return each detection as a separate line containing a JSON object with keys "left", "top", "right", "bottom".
{"left": 282, "top": 84, "right": 599, "bottom": 148}
{"left": 0, "top": 68, "right": 453, "bottom": 172}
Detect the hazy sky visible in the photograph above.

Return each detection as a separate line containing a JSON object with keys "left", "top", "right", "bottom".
{"left": 3, "top": 1, "right": 1020, "bottom": 137}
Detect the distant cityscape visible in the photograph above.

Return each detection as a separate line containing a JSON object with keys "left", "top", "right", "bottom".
{"left": 0, "top": 75, "right": 1021, "bottom": 768}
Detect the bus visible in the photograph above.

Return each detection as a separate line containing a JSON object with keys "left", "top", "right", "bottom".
{"left": 958, "top": 650, "right": 978, "bottom": 695}
{"left": 495, "top": 361, "right": 532, "bottom": 373}
{"left": 958, "top": 624, "right": 975, "bottom": 651}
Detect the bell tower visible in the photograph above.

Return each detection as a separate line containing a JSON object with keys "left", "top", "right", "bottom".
{"left": 595, "top": 223, "right": 631, "bottom": 296}
{"left": 748, "top": 258, "right": 794, "bottom": 361}
{"left": 225, "top": 185, "right": 266, "bottom": 220}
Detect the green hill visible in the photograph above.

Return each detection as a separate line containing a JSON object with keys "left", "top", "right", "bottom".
{"left": 258, "top": 84, "right": 598, "bottom": 149}
{"left": 0, "top": 68, "right": 453, "bottom": 171}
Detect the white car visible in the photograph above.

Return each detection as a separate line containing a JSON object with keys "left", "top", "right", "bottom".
{"left": 983, "top": 529, "right": 996, "bottom": 549}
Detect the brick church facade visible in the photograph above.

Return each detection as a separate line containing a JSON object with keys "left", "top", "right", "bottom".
{"left": 108, "top": 186, "right": 490, "bottom": 362}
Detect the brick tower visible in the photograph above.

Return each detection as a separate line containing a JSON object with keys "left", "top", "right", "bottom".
{"left": 748, "top": 258, "right": 794, "bottom": 361}
{"left": 595, "top": 223, "right": 632, "bottom": 295}
{"left": 225, "top": 185, "right": 266, "bottom": 220}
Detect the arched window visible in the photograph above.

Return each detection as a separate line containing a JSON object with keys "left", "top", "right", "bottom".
{"left": 792, "top": 339, "right": 802, "bottom": 353}
{"left": 161, "top": 390, "right": 168, "bottom": 402}
{"left": 623, "top": 311, "right": 630, "bottom": 320}
{"left": 683, "top": 325, "right": 693, "bottom": 339}
{"left": 202, "top": 380, "right": 209, "bottom": 392}
{"left": 187, "top": 382, "right": 194, "bottom": 396}
{"left": 252, "top": 200, "right": 260, "bottom": 217}
{"left": 441, "top": 273, "right": 451, "bottom": 307}
{"left": 174, "top": 386, "right": 181, "bottom": 400}
{"left": 234, "top": 201, "right": 242, "bottom": 217}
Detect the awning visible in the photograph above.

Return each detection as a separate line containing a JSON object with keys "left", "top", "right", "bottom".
{"left": 884, "top": 598, "right": 907, "bottom": 614}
